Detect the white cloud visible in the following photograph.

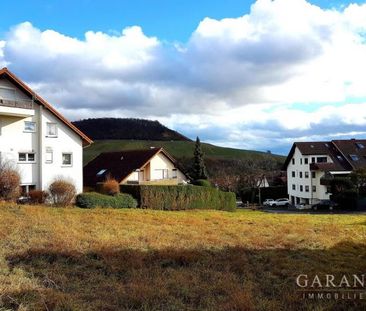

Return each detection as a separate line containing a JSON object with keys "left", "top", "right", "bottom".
{"left": 1, "top": 0, "right": 366, "bottom": 153}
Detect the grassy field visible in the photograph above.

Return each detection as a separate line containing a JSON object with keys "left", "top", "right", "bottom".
{"left": 83, "top": 140, "right": 285, "bottom": 164}
{"left": 0, "top": 204, "right": 365, "bottom": 311}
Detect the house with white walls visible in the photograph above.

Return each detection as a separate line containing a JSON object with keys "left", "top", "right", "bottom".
{"left": 284, "top": 139, "right": 366, "bottom": 205}
{"left": 0, "top": 68, "right": 92, "bottom": 194}
{"left": 83, "top": 148, "right": 188, "bottom": 187}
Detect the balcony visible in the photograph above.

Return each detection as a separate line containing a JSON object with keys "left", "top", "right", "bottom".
{"left": 0, "top": 98, "right": 35, "bottom": 117}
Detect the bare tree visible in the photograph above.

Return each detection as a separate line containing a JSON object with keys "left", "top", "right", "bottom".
{"left": 0, "top": 159, "right": 21, "bottom": 201}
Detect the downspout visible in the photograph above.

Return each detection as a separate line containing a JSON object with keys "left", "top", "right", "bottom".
{"left": 310, "top": 168, "right": 313, "bottom": 205}
{"left": 38, "top": 104, "right": 43, "bottom": 190}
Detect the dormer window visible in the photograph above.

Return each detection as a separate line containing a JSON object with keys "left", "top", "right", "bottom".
{"left": 350, "top": 154, "right": 359, "bottom": 161}
{"left": 356, "top": 143, "right": 365, "bottom": 149}
{"left": 97, "top": 169, "right": 107, "bottom": 176}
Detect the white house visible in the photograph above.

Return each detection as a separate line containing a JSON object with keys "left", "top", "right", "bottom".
{"left": 284, "top": 139, "right": 366, "bottom": 205}
{"left": 0, "top": 68, "right": 92, "bottom": 194}
{"left": 84, "top": 148, "right": 189, "bottom": 186}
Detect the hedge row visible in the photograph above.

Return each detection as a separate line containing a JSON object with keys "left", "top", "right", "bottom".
{"left": 76, "top": 192, "right": 137, "bottom": 209}
{"left": 120, "top": 185, "right": 236, "bottom": 211}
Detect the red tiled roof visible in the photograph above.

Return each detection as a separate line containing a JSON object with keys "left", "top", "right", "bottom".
{"left": 0, "top": 67, "right": 92, "bottom": 146}
{"left": 83, "top": 148, "right": 179, "bottom": 186}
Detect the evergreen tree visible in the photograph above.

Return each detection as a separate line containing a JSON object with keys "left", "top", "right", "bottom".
{"left": 193, "top": 136, "right": 208, "bottom": 180}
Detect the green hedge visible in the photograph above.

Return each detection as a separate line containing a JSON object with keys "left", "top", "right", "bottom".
{"left": 76, "top": 192, "right": 137, "bottom": 209}
{"left": 120, "top": 185, "right": 236, "bottom": 211}
{"left": 192, "top": 179, "right": 212, "bottom": 187}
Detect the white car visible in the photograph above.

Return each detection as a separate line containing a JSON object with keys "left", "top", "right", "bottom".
{"left": 270, "top": 198, "right": 290, "bottom": 207}
{"left": 263, "top": 199, "right": 275, "bottom": 206}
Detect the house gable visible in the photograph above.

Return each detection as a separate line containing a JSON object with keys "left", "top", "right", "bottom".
{"left": 0, "top": 68, "right": 92, "bottom": 146}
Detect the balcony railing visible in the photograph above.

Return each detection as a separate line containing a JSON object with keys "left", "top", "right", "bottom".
{"left": 0, "top": 98, "right": 33, "bottom": 110}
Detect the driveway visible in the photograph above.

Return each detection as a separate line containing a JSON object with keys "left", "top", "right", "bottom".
{"left": 262, "top": 207, "right": 366, "bottom": 215}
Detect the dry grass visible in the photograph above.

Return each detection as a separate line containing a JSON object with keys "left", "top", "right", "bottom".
{"left": 0, "top": 203, "right": 365, "bottom": 310}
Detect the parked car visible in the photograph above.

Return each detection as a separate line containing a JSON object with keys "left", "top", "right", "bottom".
{"left": 263, "top": 199, "right": 275, "bottom": 206}
{"left": 271, "top": 198, "right": 290, "bottom": 207}
{"left": 311, "top": 200, "right": 338, "bottom": 211}
{"left": 295, "top": 203, "right": 311, "bottom": 210}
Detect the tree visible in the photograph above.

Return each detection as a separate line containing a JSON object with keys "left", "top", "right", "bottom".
{"left": 192, "top": 137, "right": 208, "bottom": 180}
{"left": 0, "top": 159, "right": 21, "bottom": 201}
{"left": 350, "top": 168, "right": 366, "bottom": 195}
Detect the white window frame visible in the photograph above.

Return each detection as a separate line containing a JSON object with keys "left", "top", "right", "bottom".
{"left": 24, "top": 121, "right": 36, "bottom": 133}
{"left": 62, "top": 152, "right": 73, "bottom": 166}
{"left": 18, "top": 152, "right": 36, "bottom": 163}
{"left": 154, "top": 169, "right": 169, "bottom": 180}
{"left": 46, "top": 122, "right": 58, "bottom": 137}
{"left": 45, "top": 147, "right": 53, "bottom": 164}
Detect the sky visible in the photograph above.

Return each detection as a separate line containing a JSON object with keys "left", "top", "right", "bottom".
{"left": 1, "top": 0, "right": 366, "bottom": 155}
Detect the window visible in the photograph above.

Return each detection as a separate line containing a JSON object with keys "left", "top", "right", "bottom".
{"left": 155, "top": 169, "right": 169, "bottom": 179}
{"left": 305, "top": 185, "right": 309, "bottom": 192}
{"left": 300, "top": 158, "right": 303, "bottom": 165}
{"left": 292, "top": 184, "right": 296, "bottom": 190}
{"left": 305, "top": 171, "right": 309, "bottom": 178}
{"left": 317, "top": 157, "right": 327, "bottom": 163}
{"left": 292, "top": 171, "right": 295, "bottom": 178}
{"left": 45, "top": 147, "right": 53, "bottom": 163}
{"left": 337, "top": 155, "right": 343, "bottom": 161}
{"left": 300, "top": 185, "right": 303, "bottom": 192}
{"left": 20, "top": 185, "right": 36, "bottom": 195}
{"left": 24, "top": 121, "right": 36, "bottom": 132}
{"left": 18, "top": 152, "right": 35, "bottom": 163}
{"left": 62, "top": 153, "right": 72, "bottom": 166}
{"left": 356, "top": 143, "right": 365, "bottom": 149}
{"left": 292, "top": 158, "right": 295, "bottom": 165}
{"left": 304, "top": 158, "right": 308, "bottom": 164}
{"left": 46, "top": 122, "right": 57, "bottom": 137}
{"left": 28, "top": 153, "right": 35, "bottom": 162}
{"left": 312, "top": 171, "right": 316, "bottom": 178}
{"left": 312, "top": 186, "right": 316, "bottom": 192}
{"left": 299, "top": 172, "right": 303, "bottom": 178}
{"left": 312, "top": 157, "right": 315, "bottom": 163}
{"left": 0, "top": 86, "right": 16, "bottom": 100}
{"left": 350, "top": 154, "right": 359, "bottom": 161}
{"left": 172, "top": 169, "right": 177, "bottom": 179}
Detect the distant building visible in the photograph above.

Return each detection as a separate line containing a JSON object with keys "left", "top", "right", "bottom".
{"left": 84, "top": 148, "right": 189, "bottom": 187}
{"left": 0, "top": 68, "right": 92, "bottom": 194}
{"left": 284, "top": 139, "right": 366, "bottom": 205}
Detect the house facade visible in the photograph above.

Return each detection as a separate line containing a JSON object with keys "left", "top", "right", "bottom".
{"left": 284, "top": 140, "right": 366, "bottom": 205}
{"left": 84, "top": 148, "right": 188, "bottom": 187}
{"left": 0, "top": 68, "right": 92, "bottom": 194}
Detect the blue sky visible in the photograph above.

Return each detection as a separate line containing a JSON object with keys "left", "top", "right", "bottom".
{"left": 1, "top": 0, "right": 366, "bottom": 154}
{"left": 1, "top": 0, "right": 364, "bottom": 41}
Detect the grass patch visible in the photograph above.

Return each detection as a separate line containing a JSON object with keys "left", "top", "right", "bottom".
{"left": 0, "top": 203, "right": 365, "bottom": 310}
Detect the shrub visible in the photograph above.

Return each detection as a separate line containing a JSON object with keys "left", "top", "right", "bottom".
{"left": 0, "top": 161, "right": 21, "bottom": 201}
{"left": 76, "top": 192, "right": 137, "bottom": 209}
{"left": 29, "top": 190, "right": 48, "bottom": 204}
{"left": 48, "top": 179, "right": 76, "bottom": 206}
{"left": 101, "top": 178, "right": 120, "bottom": 196}
{"left": 192, "top": 179, "right": 212, "bottom": 187}
{"left": 121, "top": 185, "right": 236, "bottom": 211}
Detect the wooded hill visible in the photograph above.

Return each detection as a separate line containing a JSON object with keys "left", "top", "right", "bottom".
{"left": 72, "top": 118, "right": 190, "bottom": 141}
